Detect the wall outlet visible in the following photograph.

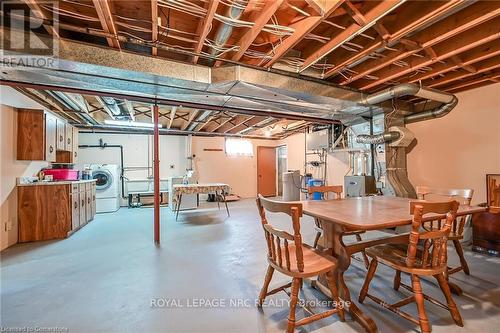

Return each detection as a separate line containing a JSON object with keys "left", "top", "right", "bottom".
{"left": 4, "top": 220, "right": 13, "bottom": 232}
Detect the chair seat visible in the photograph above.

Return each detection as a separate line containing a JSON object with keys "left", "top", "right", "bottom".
{"left": 269, "top": 243, "right": 337, "bottom": 278}
{"left": 366, "top": 244, "right": 446, "bottom": 275}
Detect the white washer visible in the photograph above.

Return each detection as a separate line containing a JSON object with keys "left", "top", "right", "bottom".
{"left": 89, "top": 164, "right": 120, "bottom": 213}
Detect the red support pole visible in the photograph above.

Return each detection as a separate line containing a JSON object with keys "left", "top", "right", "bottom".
{"left": 153, "top": 104, "right": 160, "bottom": 244}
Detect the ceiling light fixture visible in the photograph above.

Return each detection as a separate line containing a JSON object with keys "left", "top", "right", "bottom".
{"left": 104, "top": 119, "right": 162, "bottom": 128}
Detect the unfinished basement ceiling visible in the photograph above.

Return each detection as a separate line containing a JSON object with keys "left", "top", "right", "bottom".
{"left": 4, "top": 0, "right": 500, "bottom": 94}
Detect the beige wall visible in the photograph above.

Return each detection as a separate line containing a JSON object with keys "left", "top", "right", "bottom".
{"left": 191, "top": 136, "right": 277, "bottom": 198}
{"left": 1, "top": 87, "right": 49, "bottom": 250}
{"left": 407, "top": 83, "right": 500, "bottom": 205}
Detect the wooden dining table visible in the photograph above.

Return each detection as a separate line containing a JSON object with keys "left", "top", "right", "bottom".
{"left": 301, "top": 196, "right": 486, "bottom": 333}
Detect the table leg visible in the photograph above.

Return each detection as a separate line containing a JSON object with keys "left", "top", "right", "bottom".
{"left": 175, "top": 194, "right": 182, "bottom": 221}
{"left": 221, "top": 192, "right": 230, "bottom": 217}
{"left": 215, "top": 191, "right": 220, "bottom": 210}
{"left": 313, "top": 221, "right": 378, "bottom": 333}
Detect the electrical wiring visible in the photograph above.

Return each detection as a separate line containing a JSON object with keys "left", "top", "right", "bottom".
{"left": 41, "top": 4, "right": 100, "bottom": 22}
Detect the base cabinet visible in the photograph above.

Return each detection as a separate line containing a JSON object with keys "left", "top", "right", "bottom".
{"left": 18, "top": 181, "right": 97, "bottom": 242}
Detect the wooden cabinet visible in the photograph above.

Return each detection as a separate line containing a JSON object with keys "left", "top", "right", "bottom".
{"left": 45, "top": 113, "right": 57, "bottom": 162}
{"left": 56, "top": 118, "right": 66, "bottom": 151}
{"left": 17, "top": 108, "right": 79, "bottom": 162}
{"left": 65, "top": 123, "right": 73, "bottom": 151}
{"left": 72, "top": 126, "right": 79, "bottom": 163}
{"left": 18, "top": 181, "right": 97, "bottom": 242}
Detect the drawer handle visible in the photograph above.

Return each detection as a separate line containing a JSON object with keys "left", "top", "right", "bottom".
{"left": 81, "top": 199, "right": 85, "bottom": 207}
{"left": 67, "top": 138, "right": 71, "bottom": 144}
{"left": 49, "top": 145, "right": 54, "bottom": 153}
{"left": 74, "top": 202, "right": 78, "bottom": 209}
{"left": 74, "top": 152, "right": 78, "bottom": 157}
{"left": 59, "top": 135, "right": 63, "bottom": 142}
{"left": 88, "top": 198, "right": 91, "bottom": 204}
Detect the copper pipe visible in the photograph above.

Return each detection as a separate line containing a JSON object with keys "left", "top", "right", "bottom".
{"left": 153, "top": 104, "right": 160, "bottom": 244}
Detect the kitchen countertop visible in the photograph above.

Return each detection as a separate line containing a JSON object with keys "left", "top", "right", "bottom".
{"left": 17, "top": 179, "right": 97, "bottom": 187}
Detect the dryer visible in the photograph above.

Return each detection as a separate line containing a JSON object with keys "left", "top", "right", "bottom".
{"left": 89, "top": 164, "right": 121, "bottom": 213}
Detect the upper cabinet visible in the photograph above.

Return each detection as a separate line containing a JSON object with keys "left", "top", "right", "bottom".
{"left": 17, "top": 108, "right": 78, "bottom": 163}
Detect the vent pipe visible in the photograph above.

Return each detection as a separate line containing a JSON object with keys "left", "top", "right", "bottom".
{"left": 206, "top": 1, "right": 247, "bottom": 66}
{"left": 359, "top": 83, "right": 458, "bottom": 124}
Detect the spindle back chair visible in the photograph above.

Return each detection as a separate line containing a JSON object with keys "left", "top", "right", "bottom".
{"left": 358, "top": 200, "right": 462, "bottom": 333}
{"left": 256, "top": 194, "right": 344, "bottom": 333}
{"left": 417, "top": 186, "right": 474, "bottom": 276}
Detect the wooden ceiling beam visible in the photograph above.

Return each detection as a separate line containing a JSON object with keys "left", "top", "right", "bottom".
{"left": 299, "top": 0, "right": 403, "bottom": 72}
{"left": 323, "top": 1, "right": 463, "bottom": 78}
{"left": 92, "top": 0, "right": 121, "bottom": 49}
{"left": 405, "top": 39, "right": 500, "bottom": 83}
{"left": 357, "top": 16, "right": 500, "bottom": 90}
{"left": 227, "top": 116, "right": 268, "bottom": 134}
{"left": 264, "top": 0, "right": 343, "bottom": 68}
{"left": 426, "top": 55, "right": 500, "bottom": 88}
{"left": 216, "top": 115, "right": 250, "bottom": 133}
{"left": 204, "top": 115, "right": 233, "bottom": 132}
{"left": 151, "top": 0, "right": 158, "bottom": 56}
{"left": 339, "top": 1, "right": 500, "bottom": 85}
{"left": 23, "top": 0, "right": 59, "bottom": 37}
{"left": 168, "top": 106, "right": 177, "bottom": 129}
{"left": 214, "top": 0, "right": 283, "bottom": 66}
{"left": 181, "top": 109, "right": 199, "bottom": 130}
{"left": 443, "top": 70, "right": 500, "bottom": 93}
{"left": 193, "top": 0, "right": 219, "bottom": 64}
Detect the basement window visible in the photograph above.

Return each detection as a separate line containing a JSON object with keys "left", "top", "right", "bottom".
{"left": 225, "top": 138, "right": 254, "bottom": 157}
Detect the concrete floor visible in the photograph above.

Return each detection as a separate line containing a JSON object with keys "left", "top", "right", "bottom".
{"left": 1, "top": 199, "right": 499, "bottom": 333}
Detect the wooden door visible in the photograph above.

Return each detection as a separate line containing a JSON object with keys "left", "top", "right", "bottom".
{"left": 71, "top": 192, "right": 80, "bottom": 230}
{"left": 65, "top": 123, "right": 73, "bottom": 151}
{"left": 257, "top": 146, "right": 276, "bottom": 197}
{"left": 45, "top": 113, "right": 57, "bottom": 162}
{"left": 56, "top": 118, "right": 65, "bottom": 151}
{"left": 72, "top": 127, "right": 79, "bottom": 162}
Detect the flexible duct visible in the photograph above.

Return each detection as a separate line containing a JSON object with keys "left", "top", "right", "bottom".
{"left": 356, "top": 131, "right": 400, "bottom": 145}
{"left": 207, "top": 1, "right": 247, "bottom": 66}
{"left": 359, "top": 83, "right": 458, "bottom": 123}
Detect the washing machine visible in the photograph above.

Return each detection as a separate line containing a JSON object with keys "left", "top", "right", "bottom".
{"left": 89, "top": 164, "right": 121, "bottom": 213}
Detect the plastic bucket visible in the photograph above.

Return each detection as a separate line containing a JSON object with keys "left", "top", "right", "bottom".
{"left": 307, "top": 179, "right": 324, "bottom": 200}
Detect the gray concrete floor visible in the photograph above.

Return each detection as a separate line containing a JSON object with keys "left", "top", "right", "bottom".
{"left": 1, "top": 199, "right": 499, "bottom": 333}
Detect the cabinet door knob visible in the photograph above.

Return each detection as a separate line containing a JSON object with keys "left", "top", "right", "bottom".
{"left": 74, "top": 152, "right": 78, "bottom": 157}
{"left": 88, "top": 198, "right": 91, "bottom": 204}
{"left": 59, "top": 135, "right": 63, "bottom": 142}
{"left": 81, "top": 200, "right": 85, "bottom": 207}
{"left": 74, "top": 202, "right": 78, "bottom": 209}
{"left": 67, "top": 138, "right": 71, "bottom": 144}
{"left": 49, "top": 145, "right": 54, "bottom": 153}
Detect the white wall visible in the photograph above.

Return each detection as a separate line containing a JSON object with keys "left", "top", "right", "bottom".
{"left": 78, "top": 133, "right": 188, "bottom": 180}
{"left": 0, "top": 87, "right": 49, "bottom": 250}
{"left": 407, "top": 83, "right": 500, "bottom": 205}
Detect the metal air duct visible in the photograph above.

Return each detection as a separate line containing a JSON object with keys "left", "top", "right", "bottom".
{"left": 206, "top": 1, "right": 247, "bottom": 66}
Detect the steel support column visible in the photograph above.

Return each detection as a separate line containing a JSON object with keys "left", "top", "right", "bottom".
{"left": 153, "top": 104, "right": 160, "bottom": 243}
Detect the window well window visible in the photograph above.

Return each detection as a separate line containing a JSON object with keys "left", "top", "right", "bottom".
{"left": 225, "top": 138, "right": 254, "bottom": 157}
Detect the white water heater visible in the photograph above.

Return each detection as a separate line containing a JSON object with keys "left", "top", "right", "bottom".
{"left": 283, "top": 170, "right": 301, "bottom": 201}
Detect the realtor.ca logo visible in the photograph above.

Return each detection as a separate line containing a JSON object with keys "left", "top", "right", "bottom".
{"left": 1, "top": 0, "right": 59, "bottom": 69}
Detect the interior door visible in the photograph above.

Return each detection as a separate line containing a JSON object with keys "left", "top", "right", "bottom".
{"left": 257, "top": 146, "right": 276, "bottom": 197}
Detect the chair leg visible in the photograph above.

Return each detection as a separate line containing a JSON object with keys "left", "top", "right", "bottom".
{"left": 452, "top": 239, "right": 470, "bottom": 275}
{"left": 355, "top": 233, "right": 370, "bottom": 269}
{"left": 313, "top": 231, "right": 321, "bottom": 249}
{"left": 258, "top": 266, "right": 274, "bottom": 307}
{"left": 435, "top": 273, "right": 464, "bottom": 327}
{"left": 325, "top": 270, "right": 345, "bottom": 321}
{"left": 411, "top": 274, "right": 431, "bottom": 333}
{"left": 287, "top": 277, "right": 301, "bottom": 333}
{"left": 394, "top": 270, "right": 401, "bottom": 291}
{"left": 359, "top": 258, "right": 378, "bottom": 303}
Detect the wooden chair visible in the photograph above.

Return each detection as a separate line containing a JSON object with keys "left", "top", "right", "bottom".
{"left": 256, "top": 194, "right": 344, "bottom": 333}
{"left": 308, "top": 185, "right": 370, "bottom": 269}
{"left": 417, "top": 186, "right": 474, "bottom": 276}
{"left": 358, "top": 201, "right": 462, "bottom": 333}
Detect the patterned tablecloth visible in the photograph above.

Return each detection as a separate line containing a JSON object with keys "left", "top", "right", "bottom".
{"left": 172, "top": 183, "right": 230, "bottom": 200}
